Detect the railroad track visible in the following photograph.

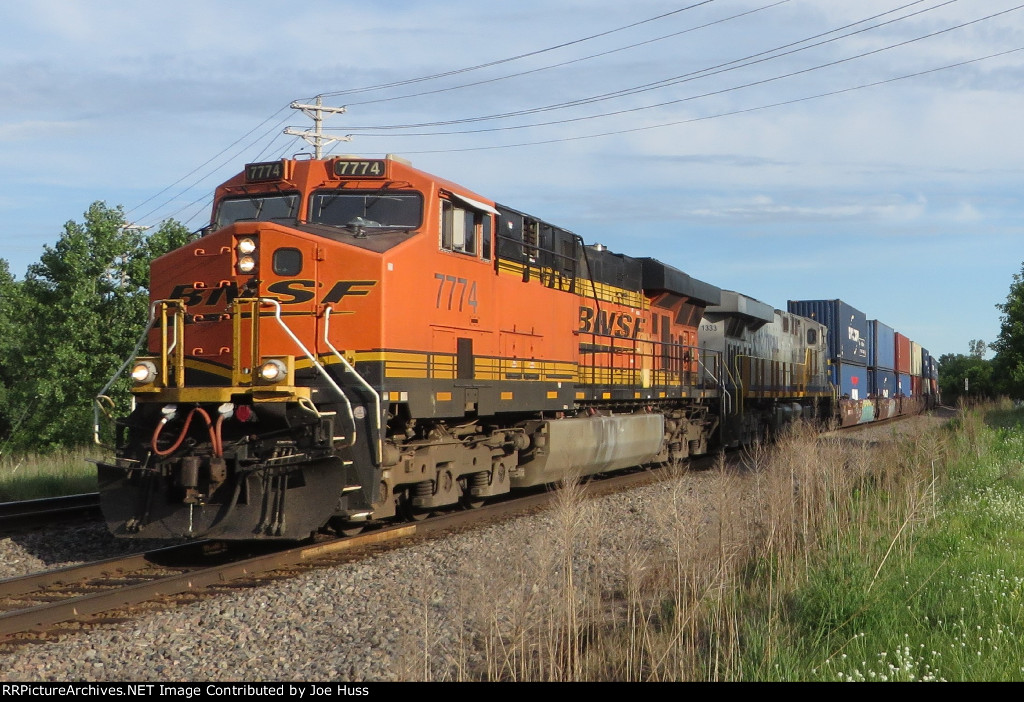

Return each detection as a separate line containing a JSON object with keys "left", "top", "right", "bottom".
{"left": 0, "top": 493, "right": 101, "bottom": 534}
{"left": 0, "top": 462, "right": 685, "bottom": 646}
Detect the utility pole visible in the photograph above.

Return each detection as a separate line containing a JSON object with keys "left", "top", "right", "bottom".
{"left": 284, "top": 96, "right": 351, "bottom": 159}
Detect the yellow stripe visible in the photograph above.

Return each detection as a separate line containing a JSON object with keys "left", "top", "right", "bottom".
{"left": 192, "top": 347, "right": 582, "bottom": 384}
{"left": 183, "top": 358, "right": 233, "bottom": 379}
{"left": 496, "top": 259, "right": 647, "bottom": 308}
{"left": 353, "top": 350, "right": 578, "bottom": 383}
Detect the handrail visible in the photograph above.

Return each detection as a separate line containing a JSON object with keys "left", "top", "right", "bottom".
{"left": 323, "top": 307, "right": 383, "bottom": 466}
{"left": 258, "top": 298, "right": 357, "bottom": 447}
{"left": 698, "top": 351, "right": 731, "bottom": 416}
{"left": 93, "top": 300, "right": 167, "bottom": 445}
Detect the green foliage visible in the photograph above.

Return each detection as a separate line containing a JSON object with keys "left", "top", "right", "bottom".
{"left": 0, "top": 259, "right": 23, "bottom": 439}
{"left": 938, "top": 352, "right": 996, "bottom": 404}
{"left": 0, "top": 203, "right": 190, "bottom": 451}
{"left": 992, "top": 263, "right": 1024, "bottom": 399}
{"left": 748, "top": 407, "right": 1024, "bottom": 682}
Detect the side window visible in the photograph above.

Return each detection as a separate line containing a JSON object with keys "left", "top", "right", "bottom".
{"left": 522, "top": 219, "right": 539, "bottom": 262}
{"left": 273, "top": 247, "right": 303, "bottom": 276}
{"left": 440, "top": 200, "right": 454, "bottom": 250}
{"left": 807, "top": 328, "right": 817, "bottom": 345}
{"left": 481, "top": 214, "right": 492, "bottom": 261}
{"left": 440, "top": 199, "right": 482, "bottom": 256}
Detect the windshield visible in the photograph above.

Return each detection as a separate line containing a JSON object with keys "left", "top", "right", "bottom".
{"left": 214, "top": 194, "right": 300, "bottom": 229}
{"left": 310, "top": 190, "right": 422, "bottom": 229}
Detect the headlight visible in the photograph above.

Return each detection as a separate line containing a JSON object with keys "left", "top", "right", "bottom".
{"left": 237, "top": 255, "right": 256, "bottom": 274}
{"left": 130, "top": 360, "right": 158, "bottom": 384}
{"left": 257, "top": 358, "right": 288, "bottom": 383}
{"left": 237, "top": 238, "right": 257, "bottom": 255}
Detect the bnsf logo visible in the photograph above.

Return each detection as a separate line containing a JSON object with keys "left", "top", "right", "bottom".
{"left": 578, "top": 305, "right": 645, "bottom": 338}
{"left": 168, "top": 280, "right": 377, "bottom": 307}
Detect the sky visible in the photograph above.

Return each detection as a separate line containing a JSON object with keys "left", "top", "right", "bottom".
{"left": 2, "top": 0, "right": 1023, "bottom": 359}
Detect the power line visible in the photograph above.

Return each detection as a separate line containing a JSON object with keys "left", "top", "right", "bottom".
{"left": 341, "top": 0, "right": 793, "bottom": 109}
{"left": 126, "top": 104, "right": 292, "bottom": 219}
{"left": 313, "top": 1, "right": 720, "bottom": 101}
{"left": 130, "top": 110, "right": 295, "bottom": 225}
{"left": 339, "top": 0, "right": 960, "bottom": 132}
{"left": 126, "top": 3, "right": 722, "bottom": 227}
{"left": 128, "top": 1, "right": 1021, "bottom": 228}
{"left": 384, "top": 47, "right": 1024, "bottom": 155}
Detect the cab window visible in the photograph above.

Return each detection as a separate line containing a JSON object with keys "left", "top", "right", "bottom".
{"left": 214, "top": 194, "right": 299, "bottom": 229}
{"left": 441, "top": 200, "right": 487, "bottom": 256}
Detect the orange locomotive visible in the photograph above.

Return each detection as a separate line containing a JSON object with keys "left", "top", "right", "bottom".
{"left": 96, "top": 155, "right": 728, "bottom": 539}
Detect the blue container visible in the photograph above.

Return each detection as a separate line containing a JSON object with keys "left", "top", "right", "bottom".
{"left": 788, "top": 299, "right": 869, "bottom": 365}
{"left": 868, "top": 320, "right": 896, "bottom": 370}
{"left": 897, "top": 373, "right": 912, "bottom": 397}
{"left": 869, "top": 368, "right": 896, "bottom": 399}
{"left": 833, "top": 362, "right": 870, "bottom": 401}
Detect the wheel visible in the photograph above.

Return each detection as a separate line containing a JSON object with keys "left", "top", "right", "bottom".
{"left": 399, "top": 495, "right": 432, "bottom": 521}
{"left": 461, "top": 472, "right": 488, "bottom": 509}
{"left": 329, "top": 517, "right": 365, "bottom": 537}
{"left": 461, "top": 497, "right": 485, "bottom": 510}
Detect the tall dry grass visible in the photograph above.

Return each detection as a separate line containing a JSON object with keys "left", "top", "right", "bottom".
{"left": 403, "top": 415, "right": 952, "bottom": 681}
{"left": 0, "top": 446, "right": 100, "bottom": 501}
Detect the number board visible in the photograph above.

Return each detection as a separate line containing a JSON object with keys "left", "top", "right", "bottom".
{"left": 245, "top": 161, "right": 285, "bottom": 183}
{"left": 333, "top": 159, "right": 388, "bottom": 178}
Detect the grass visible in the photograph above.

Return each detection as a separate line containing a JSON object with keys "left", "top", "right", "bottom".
{"left": 0, "top": 446, "right": 99, "bottom": 502}
{"left": 405, "top": 401, "right": 1024, "bottom": 681}
{"left": 780, "top": 404, "right": 1024, "bottom": 683}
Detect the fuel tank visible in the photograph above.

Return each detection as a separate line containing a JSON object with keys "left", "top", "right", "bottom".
{"left": 512, "top": 413, "right": 665, "bottom": 488}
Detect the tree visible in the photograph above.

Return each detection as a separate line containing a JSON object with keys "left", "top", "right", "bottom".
{"left": 4, "top": 203, "right": 191, "bottom": 449}
{"left": 0, "top": 259, "right": 25, "bottom": 444}
{"left": 938, "top": 352, "right": 995, "bottom": 404}
{"left": 992, "top": 262, "right": 1024, "bottom": 399}
{"left": 968, "top": 339, "right": 987, "bottom": 359}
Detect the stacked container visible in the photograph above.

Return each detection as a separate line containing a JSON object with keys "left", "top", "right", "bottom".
{"left": 894, "top": 333, "right": 912, "bottom": 397}
{"left": 788, "top": 300, "right": 869, "bottom": 401}
{"left": 922, "top": 348, "right": 939, "bottom": 408}
{"left": 910, "top": 341, "right": 923, "bottom": 377}
{"left": 868, "top": 320, "right": 897, "bottom": 419}
{"left": 868, "top": 320, "right": 896, "bottom": 399}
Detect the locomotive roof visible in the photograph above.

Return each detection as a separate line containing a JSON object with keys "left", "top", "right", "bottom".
{"left": 705, "top": 290, "right": 775, "bottom": 324}
{"left": 638, "top": 258, "right": 721, "bottom": 307}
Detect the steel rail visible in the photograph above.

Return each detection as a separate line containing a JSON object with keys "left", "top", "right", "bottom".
{"left": 0, "top": 460, "right": 691, "bottom": 643}
{"left": 0, "top": 493, "right": 101, "bottom": 534}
